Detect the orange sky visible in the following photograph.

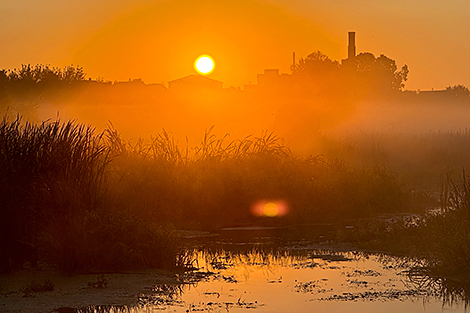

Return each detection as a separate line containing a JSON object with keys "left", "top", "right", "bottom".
{"left": 1, "top": 0, "right": 469, "bottom": 90}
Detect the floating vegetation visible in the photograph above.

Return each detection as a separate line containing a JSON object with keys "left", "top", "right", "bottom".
{"left": 294, "top": 279, "right": 331, "bottom": 294}
{"left": 319, "top": 289, "right": 432, "bottom": 302}
{"left": 344, "top": 269, "right": 382, "bottom": 277}
{"left": 185, "top": 296, "right": 264, "bottom": 312}
{"left": 20, "top": 279, "right": 54, "bottom": 296}
{"left": 87, "top": 275, "right": 108, "bottom": 289}
{"left": 4, "top": 248, "right": 468, "bottom": 313}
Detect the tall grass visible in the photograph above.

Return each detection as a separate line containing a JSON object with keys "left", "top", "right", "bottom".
{"left": 0, "top": 117, "right": 182, "bottom": 272}
{"left": 408, "top": 173, "right": 470, "bottom": 281}
{"left": 0, "top": 116, "right": 415, "bottom": 272}
{"left": 0, "top": 116, "right": 110, "bottom": 271}
{"left": 338, "top": 170, "right": 470, "bottom": 287}
{"left": 104, "top": 126, "right": 412, "bottom": 230}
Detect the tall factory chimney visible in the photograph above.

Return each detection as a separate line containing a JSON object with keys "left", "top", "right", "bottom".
{"left": 348, "top": 31, "right": 356, "bottom": 59}
{"left": 292, "top": 52, "right": 296, "bottom": 73}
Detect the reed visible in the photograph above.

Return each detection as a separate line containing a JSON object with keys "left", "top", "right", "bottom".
{"left": 0, "top": 116, "right": 413, "bottom": 272}
{"left": 0, "top": 116, "right": 109, "bottom": 271}
{"left": 409, "top": 172, "right": 470, "bottom": 281}
{"left": 343, "top": 170, "right": 470, "bottom": 286}
{"left": 105, "top": 127, "right": 411, "bottom": 230}
{"left": 0, "top": 116, "right": 184, "bottom": 272}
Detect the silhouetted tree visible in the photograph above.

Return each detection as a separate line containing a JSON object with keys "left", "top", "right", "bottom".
{"left": 292, "top": 51, "right": 345, "bottom": 97}
{"left": 34, "top": 65, "right": 61, "bottom": 86}
{"left": 354, "top": 52, "right": 376, "bottom": 73}
{"left": 294, "top": 51, "right": 340, "bottom": 77}
{"left": 61, "top": 65, "right": 86, "bottom": 83}
{"left": 293, "top": 50, "right": 408, "bottom": 98}
{"left": 376, "top": 54, "right": 408, "bottom": 91}
{"left": 352, "top": 53, "right": 408, "bottom": 92}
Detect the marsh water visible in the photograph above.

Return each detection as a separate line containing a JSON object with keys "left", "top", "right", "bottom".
{"left": 68, "top": 239, "right": 468, "bottom": 313}
{"left": 3, "top": 230, "right": 469, "bottom": 313}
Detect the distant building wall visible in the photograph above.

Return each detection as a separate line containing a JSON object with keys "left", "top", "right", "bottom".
{"left": 257, "top": 69, "right": 292, "bottom": 89}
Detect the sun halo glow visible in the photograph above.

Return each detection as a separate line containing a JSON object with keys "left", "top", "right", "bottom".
{"left": 250, "top": 200, "right": 289, "bottom": 217}
{"left": 194, "top": 55, "right": 214, "bottom": 74}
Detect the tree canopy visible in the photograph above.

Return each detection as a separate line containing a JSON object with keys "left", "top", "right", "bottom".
{"left": 293, "top": 50, "right": 409, "bottom": 95}
{"left": 294, "top": 51, "right": 340, "bottom": 75}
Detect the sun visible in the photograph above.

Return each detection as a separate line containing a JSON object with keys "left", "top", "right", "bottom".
{"left": 194, "top": 55, "right": 214, "bottom": 75}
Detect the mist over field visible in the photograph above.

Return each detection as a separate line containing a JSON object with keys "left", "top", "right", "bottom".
{"left": 4, "top": 1, "right": 470, "bottom": 311}
{"left": 8, "top": 74, "right": 470, "bottom": 188}
{"left": 25, "top": 86, "right": 470, "bottom": 145}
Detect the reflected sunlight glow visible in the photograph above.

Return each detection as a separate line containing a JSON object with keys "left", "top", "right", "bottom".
{"left": 250, "top": 200, "right": 289, "bottom": 217}
{"left": 194, "top": 55, "right": 214, "bottom": 74}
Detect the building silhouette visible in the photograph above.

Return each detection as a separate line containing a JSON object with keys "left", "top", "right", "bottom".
{"left": 168, "top": 75, "right": 223, "bottom": 92}
{"left": 257, "top": 69, "right": 291, "bottom": 89}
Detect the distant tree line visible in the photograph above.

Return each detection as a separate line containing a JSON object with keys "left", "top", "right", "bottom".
{"left": 0, "top": 64, "right": 88, "bottom": 119}
{"left": 292, "top": 50, "right": 470, "bottom": 103}
{"left": 0, "top": 59, "right": 468, "bottom": 121}
{"left": 0, "top": 64, "right": 86, "bottom": 87}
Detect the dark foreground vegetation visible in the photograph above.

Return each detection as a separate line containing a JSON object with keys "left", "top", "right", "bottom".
{"left": 0, "top": 116, "right": 418, "bottom": 273}
{"left": 336, "top": 174, "right": 470, "bottom": 290}
{"left": 0, "top": 117, "right": 190, "bottom": 273}
{"left": 3, "top": 115, "right": 470, "bottom": 290}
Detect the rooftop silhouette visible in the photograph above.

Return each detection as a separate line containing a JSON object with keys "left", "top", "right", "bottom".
{"left": 168, "top": 74, "right": 223, "bottom": 92}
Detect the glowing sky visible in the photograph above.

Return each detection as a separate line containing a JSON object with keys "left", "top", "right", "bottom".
{"left": 1, "top": 0, "right": 469, "bottom": 90}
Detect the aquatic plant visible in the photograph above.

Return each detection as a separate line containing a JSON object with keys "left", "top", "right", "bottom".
{"left": 317, "top": 129, "right": 470, "bottom": 194}
{"left": 410, "top": 172, "right": 470, "bottom": 281}
{"left": 105, "top": 127, "right": 410, "bottom": 230}
{"left": 352, "top": 170, "right": 470, "bottom": 296}
{"left": 0, "top": 116, "right": 184, "bottom": 272}
{"left": 0, "top": 116, "right": 109, "bottom": 271}
{"left": 0, "top": 115, "right": 412, "bottom": 272}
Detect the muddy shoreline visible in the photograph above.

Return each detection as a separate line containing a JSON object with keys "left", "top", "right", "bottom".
{"left": 0, "top": 267, "right": 188, "bottom": 313}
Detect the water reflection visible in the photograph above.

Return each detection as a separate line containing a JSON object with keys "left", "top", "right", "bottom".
{"left": 138, "top": 283, "right": 185, "bottom": 306}
{"left": 74, "top": 306, "right": 135, "bottom": 313}
{"left": 408, "top": 267, "right": 470, "bottom": 307}
{"left": 66, "top": 247, "right": 467, "bottom": 313}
